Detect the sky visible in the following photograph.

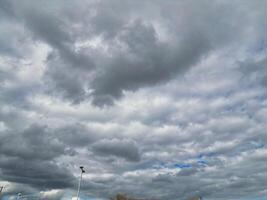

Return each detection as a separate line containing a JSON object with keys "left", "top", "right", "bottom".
{"left": 1, "top": 0, "right": 267, "bottom": 200}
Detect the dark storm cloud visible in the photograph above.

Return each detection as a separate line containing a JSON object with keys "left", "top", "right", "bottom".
{"left": 0, "top": 124, "right": 71, "bottom": 160}
{"left": 0, "top": 0, "right": 94, "bottom": 103}
{"left": 92, "top": 139, "right": 141, "bottom": 162}
{"left": 0, "top": 157, "right": 75, "bottom": 189}
{"left": 1, "top": 0, "right": 251, "bottom": 106}
{"left": 0, "top": 124, "right": 76, "bottom": 190}
{"left": 86, "top": 0, "right": 247, "bottom": 106}
{"left": 18, "top": 3, "right": 95, "bottom": 103}
{"left": 44, "top": 54, "right": 89, "bottom": 104}
{"left": 23, "top": 11, "right": 94, "bottom": 70}
{"left": 91, "top": 19, "right": 210, "bottom": 106}
{"left": 14, "top": 1, "right": 95, "bottom": 71}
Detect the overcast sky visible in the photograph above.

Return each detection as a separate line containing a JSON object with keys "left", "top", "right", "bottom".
{"left": 1, "top": 0, "right": 267, "bottom": 200}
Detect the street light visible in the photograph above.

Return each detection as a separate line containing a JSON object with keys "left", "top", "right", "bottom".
{"left": 76, "top": 166, "right": 85, "bottom": 200}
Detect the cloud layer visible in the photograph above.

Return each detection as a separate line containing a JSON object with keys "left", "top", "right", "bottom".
{"left": 1, "top": 0, "right": 267, "bottom": 200}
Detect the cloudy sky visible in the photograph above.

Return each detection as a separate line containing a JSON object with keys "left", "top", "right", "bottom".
{"left": 1, "top": 0, "right": 267, "bottom": 200}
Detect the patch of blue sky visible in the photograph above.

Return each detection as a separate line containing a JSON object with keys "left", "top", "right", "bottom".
{"left": 238, "top": 141, "right": 265, "bottom": 153}
{"left": 249, "top": 39, "right": 267, "bottom": 54}
{"left": 250, "top": 141, "right": 264, "bottom": 149}
{"left": 197, "top": 160, "right": 208, "bottom": 166}
{"left": 79, "top": 195, "right": 96, "bottom": 200}
{"left": 194, "top": 153, "right": 211, "bottom": 168}
{"left": 152, "top": 162, "right": 193, "bottom": 170}
{"left": 174, "top": 163, "right": 192, "bottom": 169}
{"left": 2, "top": 195, "right": 11, "bottom": 200}
{"left": 252, "top": 196, "right": 267, "bottom": 200}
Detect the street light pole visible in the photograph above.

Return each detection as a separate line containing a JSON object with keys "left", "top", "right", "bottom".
{"left": 0, "top": 186, "right": 3, "bottom": 196}
{"left": 76, "top": 166, "right": 85, "bottom": 200}
{"left": 17, "top": 193, "right": 21, "bottom": 200}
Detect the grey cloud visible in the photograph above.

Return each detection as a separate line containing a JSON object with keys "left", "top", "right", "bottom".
{"left": 1, "top": 1, "right": 267, "bottom": 200}
{"left": 2, "top": 0, "right": 95, "bottom": 103}
{"left": 88, "top": 0, "right": 253, "bottom": 106}
{"left": 0, "top": 158, "right": 75, "bottom": 190}
{"left": 0, "top": 182, "right": 38, "bottom": 200}
{"left": 2, "top": 0, "right": 253, "bottom": 106}
{"left": 92, "top": 139, "right": 141, "bottom": 162}
{"left": 0, "top": 124, "right": 69, "bottom": 160}
{"left": 0, "top": 105, "right": 30, "bottom": 131}
{"left": 39, "top": 190, "right": 65, "bottom": 200}
{"left": 89, "top": 1, "right": 126, "bottom": 40}
{"left": 0, "top": 33, "right": 22, "bottom": 58}
{"left": 177, "top": 168, "right": 198, "bottom": 177}
{"left": 240, "top": 57, "right": 267, "bottom": 87}
{"left": 44, "top": 56, "right": 88, "bottom": 104}
{"left": 0, "top": 80, "right": 40, "bottom": 107}
{"left": 22, "top": 11, "right": 72, "bottom": 51}
{"left": 152, "top": 174, "right": 174, "bottom": 183}
{"left": 0, "top": 0, "right": 15, "bottom": 19}
{"left": 55, "top": 123, "right": 98, "bottom": 147}
{"left": 0, "top": 124, "right": 77, "bottom": 191}
{"left": 91, "top": 19, "right": 210, "bottom": 105}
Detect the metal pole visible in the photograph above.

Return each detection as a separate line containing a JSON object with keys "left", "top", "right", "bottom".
{"left": 76, "top": 171, "right": 82, "bottom": 200}
{"left": 0, "top": 186, "right": 3, "bottom": 193}
{"left": 76, "top": 166, "right": 85, "bottom": 200}
{"left": 17, "top": 193, "right": 21, "bottom": 200}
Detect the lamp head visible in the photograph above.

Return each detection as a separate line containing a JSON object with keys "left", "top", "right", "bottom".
{"left": 80, "top": 166, "right": 85, "bottom": 173}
